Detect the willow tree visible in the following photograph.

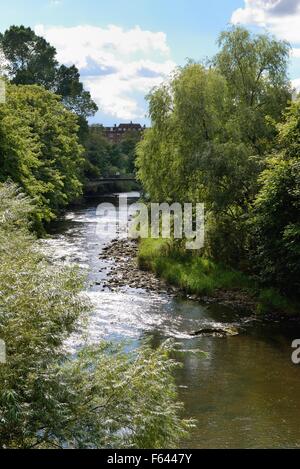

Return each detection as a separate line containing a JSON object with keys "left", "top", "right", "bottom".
{"left": 137, "top": 64, "right": 230, "bottom": 205}
{"left": 137, "top": 28, "right": 292, "bottom": 265}
{"left": 136, "top": 63, "right": 258, "bottom": 263}
{"left": 214, "top": 26, "right": 291, "bottom": 156}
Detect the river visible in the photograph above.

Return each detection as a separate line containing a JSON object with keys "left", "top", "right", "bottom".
{"left": 43, "top": 192, "right": 300, "bottom": 449}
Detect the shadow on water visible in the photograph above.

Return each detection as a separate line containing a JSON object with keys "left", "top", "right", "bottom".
{"left": 43, "top": 192, "right": 300, "bottom": 449}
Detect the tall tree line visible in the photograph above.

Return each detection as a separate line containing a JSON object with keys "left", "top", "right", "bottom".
{"left": 136, "top": 27, "right": 299, "bottom": 296}
{"left": 0, "top": 25, "right": 98, "bottom": 227}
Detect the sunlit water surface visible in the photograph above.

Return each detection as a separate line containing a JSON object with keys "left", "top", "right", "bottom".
{"left": 42, "top": 193, "right": 300, "bottom": 449}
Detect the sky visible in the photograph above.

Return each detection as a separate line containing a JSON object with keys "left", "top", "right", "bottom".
{"left": 1, "top": 0, "right": 300, "bottom": 125}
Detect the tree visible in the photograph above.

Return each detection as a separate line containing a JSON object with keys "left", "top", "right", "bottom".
{"left": 214, "top": 26, "right": 291, "bottom": 156}
{"left": 55, "top": 64, "right": 97, "bottom": 119}
{"left": 136, "top": 29, "right": 292, "bottom": 266}
{"left": 0, "top": 49, "right": 6, "bottom": 76}
{"left": 137, "top": 64, "right": 226, "bottom": 204}
{"left": 84, "top": 125, "right": 115, "bottom": 179}
{"left": 0, "top": 26, "right": 98, "bottom": 133}
{"left": 136, "top": 63, "right": 258, "bottom": 263}
{"left": 84, "top": 125, "right": 141, "bottom": 181}
{"left": 0, "top": 25, "right": 57, "bottom": 87}
{"left": 0, "top": 84, "right": 84, "bottom": 226}
{"left": 250, "top": 100, "right": 300, "bottom": 295}
{"left": 119, "top": 130, "right": 141, "bottom": 174}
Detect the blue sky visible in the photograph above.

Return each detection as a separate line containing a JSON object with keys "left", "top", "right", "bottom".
{"left": 1, "top": 0, "right": 300, "bottom": 124}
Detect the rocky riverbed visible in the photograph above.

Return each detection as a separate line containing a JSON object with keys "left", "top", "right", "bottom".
{"left": 98, "top": 238, "right": 176, "bottom": 295}
{"left": 45, "top": 199, "right": 300, "bottom": 448}
{"left": 98, "top": 237, "right": 257, "bottom": 312}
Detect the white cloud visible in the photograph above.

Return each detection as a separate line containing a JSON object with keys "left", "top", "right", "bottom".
{"left": 35, "top": 24, "right": 175, "bottom": 120}
{"left": 290, "top": 48, "right": 300, "bottom": 58}
{"left": 231, "top": 1, "right": 300, "bottom": 93}
{"left": 231, "top": 1, "right": 300, "bottom": 43}
{"left": 292, "top": 78, "right": 300, "bottom": 92}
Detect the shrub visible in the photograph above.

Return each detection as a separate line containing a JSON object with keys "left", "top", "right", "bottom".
{"left": 250, "top": 100, "right": 300, "bottom": 297}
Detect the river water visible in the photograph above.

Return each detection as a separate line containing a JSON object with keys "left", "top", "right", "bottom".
{"left": 44, "top": 192, "right": 300, "bottom": 449}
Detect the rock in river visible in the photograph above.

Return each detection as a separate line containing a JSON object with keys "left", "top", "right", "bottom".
{"left": 191, "top": 325, "right": 239, "bottom": 337}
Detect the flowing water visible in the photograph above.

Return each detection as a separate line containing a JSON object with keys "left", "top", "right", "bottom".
{"left": 43, "top": 192, "right": 300, "bottom": 449}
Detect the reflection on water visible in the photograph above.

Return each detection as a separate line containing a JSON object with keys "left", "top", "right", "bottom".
{"left": 43, "top": 193, "right": 300, "bottom": 449}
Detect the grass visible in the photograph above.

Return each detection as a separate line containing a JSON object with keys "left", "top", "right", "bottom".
{"left": 138, "top": 238, "right": 299, "bottom": 316}
{"left": 256, "top": 288, "right": 297, "bottom": 315}
{"left": 138, "top": 238, "right": 250, "bottom": 295}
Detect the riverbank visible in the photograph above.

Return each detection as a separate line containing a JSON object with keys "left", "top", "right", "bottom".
{"left": 98, "top": 237, "right": 249, "bottom": 309}
{"left": 96, "top": 236, "right": 286, "bottom": 316}
{"left": 98, "top": 237, "right": 177, "bottom": 295}
{"left": 137, "top": 238, "right": 299, "bottom": 318}
{"left": 98, "top": 235, "right": 299, "bottom": 317}
{"left": 43, "top": 195, "right": 300, "bottom": 448}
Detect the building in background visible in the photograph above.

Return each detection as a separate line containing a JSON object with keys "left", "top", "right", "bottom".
{"left": 103, "top": 122, "right": 146, "bottom": 143}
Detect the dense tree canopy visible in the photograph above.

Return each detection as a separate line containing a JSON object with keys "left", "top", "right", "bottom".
{"left": 136, "top": 27, "right": 293, "bottom": 267}
{"left": 0, "top": 26, "right": 98, "bottom": 125}
{"left": 137, "top": 64, "right": 227, "bottom": 203}
{"left": 84, "top": 125, "right": 119, "bottom": 179}
{"left": 0, "top": 25, "right": 57, "bottom": 87}
{"left": 0, "top": 84, "right": 84, "bottom": 226}
{"left": 118, "top": 130, "right": 141, "bottom": 175}
{"left": 250, "top": 100, "right": 300, "bottom": 295}
{"left": 214, "top": 26, "right": 291, "bottom": 156}
{"left": 85, "top": 125, "right": 141, "bottom": 180}
{"left": 54, "top": 64, "right": 98, "bottom": 119}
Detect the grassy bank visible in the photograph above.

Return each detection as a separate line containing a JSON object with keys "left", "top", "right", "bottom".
{"left": 138, "top": 238, "right": 298, "bottom": 316}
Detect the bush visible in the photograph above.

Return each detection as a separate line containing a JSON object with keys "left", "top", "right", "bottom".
{"left": 250, "top": 100, "right": 300, "bottom": 297}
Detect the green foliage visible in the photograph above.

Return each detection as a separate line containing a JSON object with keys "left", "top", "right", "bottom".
{"left": 59, "top": 340, "right": 192, "bottom": 449}
{"left": 137, "top": 64, "right": 235, "bottom": 205}
{"left": 0, "top": 83, "right": 84, "bottom": 226}
{"left": 0, "top": 25, "right": 57, "bottom": 88}
{"left": 250, "top": 100, "right": 300, "bottom": 296}
{"left": 0, "top": 25, "right": 98, "bottom": 139}
{"left": 136, "top": 27, "right": 291, "bottom": 268}
{"left": 84, "top": 125, "right": 120, "bottom": 179}
{"left": 256, "top": 288, "right": 296, "bottom": 315}
{"left": 139, "top": 237, "right": 298, "bottom": 314}
{"left": 138, "top": 238, "right": 251, "bottom": 296}
{"left": 214, "top": 26, "right": 291, "bottom": 155}
{"left": 85, "top": 125, "right": 141, "bottom": 180}
{"left": 0, "top": 183, "right": 192, "bottom": 448}
{"left": 119, "top": 130, "right": 141, "bottom": 175}
{"left": 0, "top": 26, "right": 99, "bottom": 213}
{"left": 55, "top": 64, "right": 98, "bottom": 120}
